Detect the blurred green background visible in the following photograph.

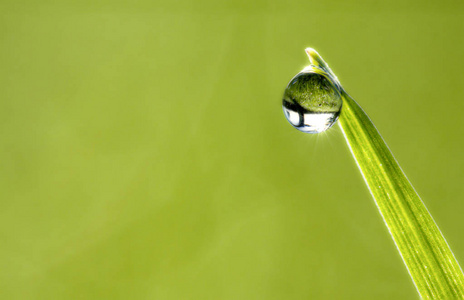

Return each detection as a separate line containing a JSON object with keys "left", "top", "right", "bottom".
{"left": 1, "top": 0, "right": 464, "bottom": 299}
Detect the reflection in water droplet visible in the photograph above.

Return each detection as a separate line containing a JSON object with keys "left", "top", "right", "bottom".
{"left": 282, "top": 71, "right": 342, "bottom": 134}
{"left": 282, "top": 105, "right": 340, "bottom": 134}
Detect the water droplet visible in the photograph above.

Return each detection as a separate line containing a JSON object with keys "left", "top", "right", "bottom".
{"left": 282, "top": 71, "right": 342, "bottom": 133}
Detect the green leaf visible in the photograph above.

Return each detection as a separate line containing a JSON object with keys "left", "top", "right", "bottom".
{"left": 338, "top": 69, "right": 464, "bottom": 299}
{"left": 298, "top": 48, "right": 464, "bottom": 299}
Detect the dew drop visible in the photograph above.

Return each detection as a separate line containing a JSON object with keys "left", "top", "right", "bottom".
{"left": 282, "top": 71, "right": 342, "bottom": 133}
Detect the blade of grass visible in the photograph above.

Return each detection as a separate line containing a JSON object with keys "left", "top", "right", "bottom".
{"left": 338, "top": 91, "right": 464, "bottom": 299}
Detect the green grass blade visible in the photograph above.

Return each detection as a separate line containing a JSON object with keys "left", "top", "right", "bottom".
{"left": 338, "top": 92, "right": 464, "bottom": 299}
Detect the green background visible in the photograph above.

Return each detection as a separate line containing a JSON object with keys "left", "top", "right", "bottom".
{"left": 1, "top": 0, "right": 463, "bottom": 299}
